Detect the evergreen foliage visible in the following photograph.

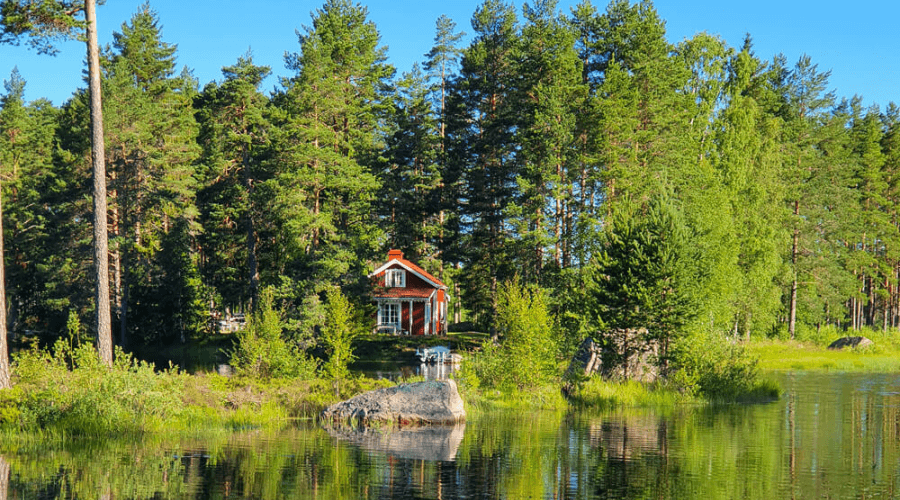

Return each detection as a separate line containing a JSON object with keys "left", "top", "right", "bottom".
{"left": 230, "top": 288, "right": 316, "bottom": 381}
{"left": 320, "top": 288, "right": 358, "bottom": 393}
{"left": 1, "top": 0, "right": 899, "bottom": 400}
{"left": 587, "top": 197, "right": 701, "bottom": 368}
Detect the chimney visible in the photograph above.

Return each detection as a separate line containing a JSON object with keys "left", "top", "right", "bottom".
{"left": 388, "top": 249, "right": 403, "bottom": 260}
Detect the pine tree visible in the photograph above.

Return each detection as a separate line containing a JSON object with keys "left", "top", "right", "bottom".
{"left": 423, "top": 14, "right": 465, "bottom": 146}
{"left": 134, "top": 217, "right": 206, "bottom": 343}
{"left": 776, "top": 55, "right": 857, "bottom": 336}
{"left": 1, "top": 0, "right": 113, "bottom": 365}
{"left": 380, "top": 65, "right": 443, "bottom": 263}
{"left": 423, "top": 14, "right": 465, "bottom": 318}
{"left": 586, "top": 196, "right": 700, "bottom": 369}
{"left": 881, "top": 103, "right": 900, "bottom": 327}
{"left": 513, "top": 0, "right": 584, "bottom": 277}
{"left": 270, "top": 0, "right": 391, "bottom": 302}
{"left": 0, "top": 70, "right": 17, "bottom": 389}
{"left": 101, "top": 4, "right": 199, "bottom": 345}
{"left": 848, "top": 103, "right": 892, "bottom": 329}
{"left": 445, "top": 0, "right": 520, "bottom": 328}
{"left": 195, "top": 53, "right": 272, "bottom": 313}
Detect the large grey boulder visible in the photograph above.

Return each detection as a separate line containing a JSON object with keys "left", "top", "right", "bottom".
{"left": 566, "top": 329, "right": 659, "bottom": 383}
{"left": 827, "top": 336, "right": 873, "bottom": 350}
{"left": 321, "top": 380, "right": 465, "bottom": 426}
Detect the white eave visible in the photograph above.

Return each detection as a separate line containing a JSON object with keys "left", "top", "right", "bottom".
{"left": 368, "top": 259, "right": 448, "bottom": 290}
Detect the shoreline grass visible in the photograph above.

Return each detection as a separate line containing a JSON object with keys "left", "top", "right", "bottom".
{"left": 748, "top": 339, "right": 900, "bottom": 372}
{"left": 13, "top": 334, "right": 874, "bottom": 440}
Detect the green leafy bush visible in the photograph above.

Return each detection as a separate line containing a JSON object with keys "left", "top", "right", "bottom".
{"left": 11, "top": 340, "right": 187, "bottom": 435}
{"left": 462, "top": 280, "right": 558, "bottom": 393}
{"left": 670, "top": 330, "right": 778, "bottom": 402}
{"left": 320, "top": 288, "right": 357, "bottom": 385}
{"left": 230, "top": 287, "right": 317, "bottom": 381}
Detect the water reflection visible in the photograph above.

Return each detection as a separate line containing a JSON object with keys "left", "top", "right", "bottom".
{"left": 356, "top": 362, "right": 458, "bottom": 382}
{"left": 5, "top": 373, "right": 900, "bottom": 499}
{"left": 0, "top": 456, "right": 7, "bottom": 500}
{"left": 325, "top": 424, "right": 466, "bottom": 461}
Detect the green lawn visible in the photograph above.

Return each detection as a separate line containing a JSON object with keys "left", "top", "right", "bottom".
{"left": 748, "top": 340, "right": 900, "bottom": 372}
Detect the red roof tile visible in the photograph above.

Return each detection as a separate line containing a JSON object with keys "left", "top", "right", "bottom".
{"left": 372, "top": 287, "right": 434, "bottom": 299}
{"left": 396, "top": 258, "right": 446, "bottom": 288}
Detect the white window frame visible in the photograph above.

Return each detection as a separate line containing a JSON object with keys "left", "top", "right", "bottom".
{"left": 380, "top": 302, "right": 400, "bottom": 328}
{"left": 385, "top": 269, "right": 406, "bottom": 288}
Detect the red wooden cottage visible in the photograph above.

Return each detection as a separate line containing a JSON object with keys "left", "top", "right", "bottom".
{"left": 369, "top": 249, "right": 449, "bottom": 336}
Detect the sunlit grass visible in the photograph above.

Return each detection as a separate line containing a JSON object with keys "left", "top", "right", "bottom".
{"left": 461, "top": 384, "right": 569, "bottom": 413}
{"left": 748, "top": 339, "right": 900, "bottom": 372}
{"left": 568, "top": 378, "right": 689, "bottom": 410}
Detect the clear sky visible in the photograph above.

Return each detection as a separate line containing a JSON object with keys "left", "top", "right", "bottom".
{"left": 0, "top": 0, "right": 896, "bottom": 110}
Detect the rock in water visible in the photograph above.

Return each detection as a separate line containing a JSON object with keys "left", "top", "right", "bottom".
{"left": 325, "top": 424, "right": 466, "bottom": 461}
{"left": 827, "top": 336, "right": 873, "bottom": 350}
{"left": 321, "top": 380, "right": 465, "bottom": 426}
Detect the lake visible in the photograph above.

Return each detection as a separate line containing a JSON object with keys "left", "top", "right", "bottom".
{"left": 2, "top": 371, "right": 899, "bottom": 499}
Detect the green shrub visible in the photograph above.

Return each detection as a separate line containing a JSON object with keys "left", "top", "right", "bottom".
{"left": 670, "top": 330, "right": 777, "bottom": 402}
{"left": 794, "top": 323, "right": 842, "bottom": 346}
{"left": 10, "top": 341, "right": 188, "bottom": 436}
{"left": 462, "top": 280, "right": 558, "bottom": 393}
{"left": 0, "top": 386, "right": 24, "bottom": 425}
{"left": 320, "top": 288, "right": 358, "bottom": 393}
{"left": 230, "top": 288, "right": 317, "bottom": 381}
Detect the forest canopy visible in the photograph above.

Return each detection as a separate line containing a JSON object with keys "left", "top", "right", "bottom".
{"left": 0, "top": 0, "right": 897, "bottom": 352}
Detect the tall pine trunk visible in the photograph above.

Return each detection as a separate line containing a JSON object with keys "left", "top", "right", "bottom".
{"left": 0, "top": 187, "right": 9, "bottom": 390}
{"left": 110, "top": 174, "right": 126, "bottom": 348}
{"left": 242, "top": 146, "right": 259, "bottom": 310}
{"left": 0, "top": 455, "right": 8, "bottom": 500}
{"left": 788, "top": 200, "right": 799, "bottom": 340}
{"left": 86, "top": 0, "right": 113, "bottom": 366}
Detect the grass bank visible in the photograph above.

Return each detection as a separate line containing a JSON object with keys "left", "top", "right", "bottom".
{"left": 0, "top": 329, "right": 792, "bottom": 440}
{"left": 748, "top": 339, "right": 900, "bottom": 372}
{"left": 0, "top": 339, "right": 400, "bottom": 440}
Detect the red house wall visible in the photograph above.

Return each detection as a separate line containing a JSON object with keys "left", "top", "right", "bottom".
{"left": 413, "top": 302, "right": 425, "bottom": 336}
{"left": 372, "top": 256, "right": 448, "bottom": 336}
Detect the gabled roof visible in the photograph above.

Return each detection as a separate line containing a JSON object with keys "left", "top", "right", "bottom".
{"left": 368, "top": 251, "right": 447, "bottom": 290}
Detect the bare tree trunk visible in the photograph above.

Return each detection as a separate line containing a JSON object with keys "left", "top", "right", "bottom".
{"left": 86, "top": 0, "right": 112, "bottom": 366}
{"left": 788, "top": 200, "right": 799, "bottom": 340}
{"left": 242, "top": 147, "right": 259, "bottom": 310}
{"left": 110, "top": 170, "right": 125, "bottom": 348}
{"left": 0, "top": 188, "right": 9, "bottom": 390}
{"left": 453, "top": 262, "right": 461, "bottom": 324}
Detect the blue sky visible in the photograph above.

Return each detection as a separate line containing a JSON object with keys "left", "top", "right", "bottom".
{"left": 1, "top": 0, "right": 896, "bottom": 110}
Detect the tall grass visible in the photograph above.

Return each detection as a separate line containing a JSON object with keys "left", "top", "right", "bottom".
{"left": 568, "top": 378, "right": 687, "bottom": 410}
{"left": 0, "top": 337, "right": 396, "bottom": 438}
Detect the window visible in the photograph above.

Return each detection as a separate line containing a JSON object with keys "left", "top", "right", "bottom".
{"left": 385, "top": 269, "right": 405, "bottom": 288}
{"left": 382, "top": 302, "right": 399, "bottom": 326}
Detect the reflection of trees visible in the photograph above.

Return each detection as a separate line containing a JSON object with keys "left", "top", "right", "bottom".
{"left": 4, "top": 378, "right": 900, "bottom": 499}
